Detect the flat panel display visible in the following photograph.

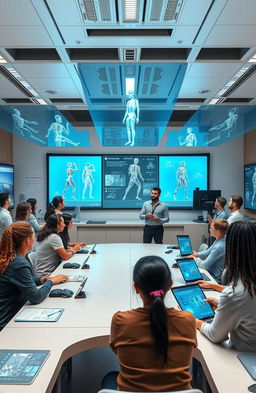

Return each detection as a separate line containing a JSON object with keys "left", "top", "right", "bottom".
{"left": 159, "top": 155, "right": 209, "bottom": 208}
{"left": 244, "top": 163, "right": 256, "bottom": 210}
{"left": 103, "top": 155, "right": 158, "bottom": 208}
{"left": 47, "top": 155, "right": 102, "bottom": 208}
{"left": 0, "top": 164, "right": 14, "bottom": 208}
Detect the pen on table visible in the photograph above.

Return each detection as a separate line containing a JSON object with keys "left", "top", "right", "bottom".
{"left": 47, "top": 310, "right": 62, "bottom": 317}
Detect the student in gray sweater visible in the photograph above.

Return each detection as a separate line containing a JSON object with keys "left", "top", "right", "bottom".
{"left": 0, "top": 222, "right": 68, "bottom": 330}
{"left": 196, "top": 220, "right": 256, "bottom": 352}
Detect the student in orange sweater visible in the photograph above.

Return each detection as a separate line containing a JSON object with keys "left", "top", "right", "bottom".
{"left": 106, "top": 255, "right": 197, "bottom": 392}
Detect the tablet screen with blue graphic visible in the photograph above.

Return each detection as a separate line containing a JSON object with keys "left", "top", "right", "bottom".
{"left": 172, "top": 284, "right": 215, "bottom": 320}
{"left": 177, "top": 258, "right": 202, "bottom": 282}
{"left": 159, "top": 155, "right": 209, "bottom": 208}
{"left": 177, "top": 235, "right": 193, "bottom": 256}
{"left": 47, "top": 155, "right": 102, "bottom": 208}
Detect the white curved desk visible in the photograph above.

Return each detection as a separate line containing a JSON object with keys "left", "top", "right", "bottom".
{"left": 0, "top": 244, "right": 252, "bottom": 393}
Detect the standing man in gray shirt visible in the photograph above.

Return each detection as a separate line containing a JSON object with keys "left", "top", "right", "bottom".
{"left": 0, "top": 193, "right": 12, "bottom": 238}
{"left": 139, "top": 187, "right": 169, "bottom": 244}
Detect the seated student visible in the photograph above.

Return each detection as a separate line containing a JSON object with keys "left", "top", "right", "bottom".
{"left": 207, "top": 196, "right": 228, "bottom": 225}
{"left": 0, "top": 222, "right": 67, "bottom": 330}
{"left": 196, "top": 220, "right": 256, "bottom": 352}
{"left": 35, "top": 214, "right": 80, "bottom": 277}
{"left": 15, "top": 202, "right": 32, "bottom": 222}
{"left": 27, "top": 198, "right": 44, "bottom": 234}
{"left": 108, "top": 256, "right": 197, "bottom": 392}
{"left": 44, "top": 196, "right": 65, "bottom": 221}
{"left": 227, "top": 194, "right": 243, "bottom": 224}
{"left": 191, "top": 219, "right": 228, "bottom": 284}
{"left": 0, "top": 192, "right": 12, "bottom": 238}
{"left": 59, "top": 213, "right": 86, "bottom": 250}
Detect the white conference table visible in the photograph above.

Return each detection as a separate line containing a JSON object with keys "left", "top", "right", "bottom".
{"left": 0, "top": 244, "right": 253, "bottom": 393}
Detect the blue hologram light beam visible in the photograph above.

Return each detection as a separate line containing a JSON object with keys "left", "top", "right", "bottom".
{"left": 77, "top": 62, "right": 187, "bottom": 147}
{"left": 0, "top": 105, "right": 90, "bottom": 147}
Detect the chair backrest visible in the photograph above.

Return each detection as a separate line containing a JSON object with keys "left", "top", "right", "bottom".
{"left": 27, "top": 251, "right": 37, "bottom": 274}
{"left": 99, "top": 389, "right": 203, "bottom": 393}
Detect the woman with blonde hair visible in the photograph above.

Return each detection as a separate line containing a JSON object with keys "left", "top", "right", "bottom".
{"left": 0, "top": 222, "right": 67, "bottom": 330}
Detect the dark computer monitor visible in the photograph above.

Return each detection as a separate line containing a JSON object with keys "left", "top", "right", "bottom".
{"left": 193, "top": 189, "right": 221, "bottom": 212}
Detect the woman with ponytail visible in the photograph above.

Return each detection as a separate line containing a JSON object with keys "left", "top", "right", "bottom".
{"left": 0, "top": 222, "right": 68, "bottom": 330}
{"left": 44, "top": 196, "right": 65, "bottom": 221}
{"left": 108, "top": 256, "right": 197, "bottom": 391}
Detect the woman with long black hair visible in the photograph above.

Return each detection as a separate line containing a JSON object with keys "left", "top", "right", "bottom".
{"left": 196, "top": 220, "right": 256, "bottom": 352}
{"left": 108, "top": 256, "right": 197, "bottom": 391}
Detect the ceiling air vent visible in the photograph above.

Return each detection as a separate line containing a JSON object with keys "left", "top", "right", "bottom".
{"left": 124, "top": 49, "right": 137, "bottom": 61}
{"left": 78, "top": 0, "right": 116, "bottom": 23}
{"left": 144, "top": 0, "right": 183, "bottom": 23}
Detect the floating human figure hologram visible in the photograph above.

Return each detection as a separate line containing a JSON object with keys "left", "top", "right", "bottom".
{"left": 63, "top": 162, "right": 78, "bottom": 200}
{"left": 123, "top": 158, "right": 144, "bottom": 200}
{"left": 207, "top": 107, "right": 238, "bottom": 144}
{"left": 122, "top": 90, "right": 140, "bottom": 147}
{"left": 252, "top": 167, "right": 256, "bottom": 206}
{"left": 173, "top": 161, "right": 189, "bottom": 201}
{"left": 82, "top": 163, "right": 95, "bottom": 199}
{"left": 178, "top": 127, "right": 197, "bottom": 147}
{"left": 46, "top": 115, "right": 80, "bottom": 147}
{"left": 12, "top": 108, "right": 46, "bottom": 144}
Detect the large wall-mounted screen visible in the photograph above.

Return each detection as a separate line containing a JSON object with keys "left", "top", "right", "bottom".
{"left": 244, "top": 163, "right": 256, "bottom": 211}
{"left": 159, "top": 155, "right": 209, "bottom": 209}
{"left": 0, "top": 164, "right": 14, "bottom": 208}
{"left": 47, "top": 155, "right": 102, "bottom": 208}
{"left": 103, "top": 155, "right": 158, "bottom": 208}
{"left": 47, "top": 154, "right": 209, "bottom": 209}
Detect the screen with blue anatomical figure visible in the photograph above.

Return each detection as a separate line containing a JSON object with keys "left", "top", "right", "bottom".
{"left": 0, "top": 164, "right": 14, "bottom": 208}
{"left": 244, "top": 164, "right": 256, "bottom": 211}
{"left": 48, "top": 155, "right": 102, "bottom": 208}
{"left": 159, "top": 155, "right": 208, "bottom": 208}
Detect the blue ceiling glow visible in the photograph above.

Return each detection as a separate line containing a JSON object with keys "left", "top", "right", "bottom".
{"left": 77, "top": 62, "right": 187, "bottom": 147}
{"left": 166, "top": 105, "right": 256, "bottom": 147}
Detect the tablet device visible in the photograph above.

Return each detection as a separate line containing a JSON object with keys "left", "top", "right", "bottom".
{"left": 176, "top": 257, "right": 210, "bottom": 282}
{"left": 237, "top": 353, "right": 256, "bottom": 380}
{"left": 0, "top": 349, "right": 50, "bottom": 384}
{"left": 177, "top": 235, "right": 193, "bottom": 256}
{"left": 74, "top": 277, "right": 88, "bottom": 299}
{"left": 172, "top": 284, "right": 215, "bottom": 320}
{"left": 80, "top": 255, "right": 90, "bottom": 269}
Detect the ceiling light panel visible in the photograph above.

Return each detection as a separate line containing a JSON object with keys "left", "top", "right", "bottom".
{"left": 144, "top": 0, "right": 183, "bottom": 24}
{"left": 119, "top": 0, "right": 143, "bottom": 23}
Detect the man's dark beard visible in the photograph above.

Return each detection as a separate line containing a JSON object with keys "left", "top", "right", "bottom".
{"left": 151, "top": 196, "right": 159, "bottom": 201}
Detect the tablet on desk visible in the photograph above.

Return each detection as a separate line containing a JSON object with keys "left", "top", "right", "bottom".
{"left": 74, "top": 277, "right": 88, "bottom": 298}
{"left": 177, "top": 235, "right": 193, "bottom": 256}
{"left": 176, "top": 257, "right": 210, "bottom": 282}
{"left": 172, "top": 284, "right": 215, "bottom": 320}
{"left": 0, "top": 349, "right": 50, "bottom": 384}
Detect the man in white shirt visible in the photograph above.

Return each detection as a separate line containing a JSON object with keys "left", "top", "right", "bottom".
{"left": 0, "top": 193, "right": 13, "bottom": 238}
{"left": 227, "top": 194, "right": 243, "bottom": 224}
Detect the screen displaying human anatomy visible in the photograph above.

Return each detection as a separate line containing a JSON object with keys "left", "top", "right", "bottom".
{"left": 244, "top": 164, "right": 256, "bottom": 211}
{"left": 48, "top": 155, "right": 102, "bottom": 208}
{"left": 103, "top": 155, "right": 158, "bottom": 208}
{"left": 159, "top": 155, "right": 208, "bottom": 208}
{"left": 0, "top": 164, "right": 14, "bottom": 208}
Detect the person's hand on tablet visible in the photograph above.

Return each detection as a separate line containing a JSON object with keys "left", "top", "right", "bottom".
{"left": 203, "top": 297, "right": 218, "bottom": 310}
{"left": 195, "top": 280, "right": 226, "bottom": 292}
{"left": 196, "top": 319, "right": 205, "bottom": 330}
